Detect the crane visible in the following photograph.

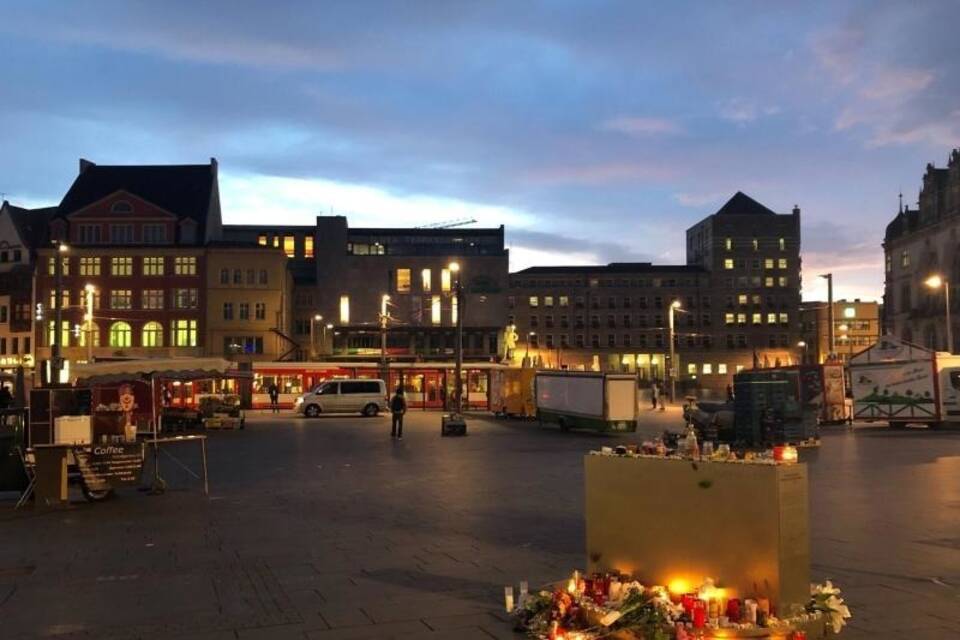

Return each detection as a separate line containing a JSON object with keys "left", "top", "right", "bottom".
{"left": 415, "top": 217, "right": 477, "bottom": 229}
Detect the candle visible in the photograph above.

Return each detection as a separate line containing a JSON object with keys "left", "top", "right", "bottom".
{"left": 566, "top": 578, "right": 576, "bottom": 594}
{"left": 782, "top": 445, "right": 799, "bottom": 463}
{"left": 692, "top": 600, "right": 707, "bottom": 628}
{"left": 791, "top": 631, "right": 807, "bottom": 640}
{"left": 757, "top": 597, "right": 770, "bottom": 616}
{"left": 608, "top": 577, "right": 621, "bottom": 601}
{"left": 504, "top": 586, "right": 514, "bottom": 613}
{"left": 681, "top": 593, "right": 696, "bottom": 614}
{"left": 773, "top": 446, "right": 785, "bottom": 461}
{"left": 708, "top": 597, "right": 720, "bottom": 620}
{"left": 725, "top": 598, "right": 741, "bottom": 623}
{"left": 744, "top": 599, "right": 758, "bottom": 624}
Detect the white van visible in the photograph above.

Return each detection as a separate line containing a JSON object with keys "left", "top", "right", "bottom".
{"left": 294, "top": 379, "right": 388, "bottom": 417}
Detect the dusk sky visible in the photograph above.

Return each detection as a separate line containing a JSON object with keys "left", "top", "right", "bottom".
{"left": 2, "top": 1, "right": 958, "bottom": 301}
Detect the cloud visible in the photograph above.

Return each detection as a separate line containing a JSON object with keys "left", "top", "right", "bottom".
{"left": 523, "top": 162, "right": 678, "bottom": 186}
{"left": 507, "top": 228, "right": 654, "bottom": 266}
{"left": 599, "top": 116, "right": 684, "bottom": 137}
{"left": 859, "top": 67, "right": 935, "bottom": 100}
{"left": 673, "top": 191, "right": 727, "bottom": 208}
{"left": 717, "top": 98, "right": 780, "bottom": 124}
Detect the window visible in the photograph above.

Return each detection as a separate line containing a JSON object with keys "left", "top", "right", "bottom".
{"left": 779, "top": 276, "right": 788, "bottom": 287}
{"left": 49, "top": 289, "right": 70, "bottom": 309}
{"left": 843, "top": 306, "right": 856, "bottom": 319}
{"left": 688, "top": 363, "right": 698, "bottom": 375}
{"left": 559, "top": 295, "right": 569, "bottom": 307}
{"left": 441, "top": 269, "right": 452, "bottom": 292}
{"left": 47, "top": 256, "right": 70, "bottom": 275}
{"left": 779, "top": 238, "right": 785, "bottom": 251}
{"left": 0, "top": 306, "right": 5, "bottom": 323}
{"left": 79, "top": 257, "right": 101, "bottom": 276}
{"left": 143, "top": 257, "right": 165, "bottom": 276}
{"left": 421, "top": 268, "right": 432, "bottom": 292}
{"left": 767, "top": 313, "right": 777, "bottom": 324}
{"left": 752, "top": 238, "right": 759, "bottom": 251}
{"left": 591, "top": 335, "right": 600, "bottom": 348}
{"left": 111, "top": 257, "right": 133, "bottom": 276}
{"left": 703, "top": 364, "right": 713, "bottom": 375}
{"left": 737, "top": 313, "right": 746, "bottom": 325}
{"left": 340, "top": 295, "right": 350, "bottom": 324}
{"left": 724, "top": 258, "right": 734, "bottom": 270}
{"left": 544, "top": 296, "right": 554, "bottom": 307}
{"left": 725, "top": 237, "right": 732, "bottom": 250}
{"left": 560, "top": 334, "right": 570, "bottom": 348}
{"left": 233, "top": 269, "right": 242, "bottom": 285}
{"left": 219, "top": 268, "right": 229, "bottom": 284}
{"left": 528, "top": 296, "right": 539, "bottom": 307}
{"left": 725, "top": 313, "right": 735, "bottom": 325}
{"left": 718, "top": 363, "right": 728, "bottom": 374}
{"left": 305, "top": 236, "right": 314, "bottom": 258}
{"left": 171, "top": 319, "right": 198, "bottom": 347}
{"left": 109, "top": 321, "right": 132, "bottom": 348}
{"left": 175, "top": 288, "right": 198, "bottom": 309}
{"left": 778, "top": 258, "right": 788, "bottom": 269}
{"left": 752, "top": 313, "right": 762, "bottom": 324}
{"left": 143, "top": 224, "right": 167, "bottom": 244}
{"left": 142, "top": 290, "right": 164, "bottom": 309}
{"left": 110, "top": 290, "right": 132, "bottom": 309}
{"left": 901, "top": 250, "right": 910, "bottom": 268}
{"left": 110, "top": 224, "right": 134, "bottom": 244}
{"left": 575, "top": 334, "right": 585, "bottom": 348}
{"left": 255, "top": 303, "right": 266, "bottom": 320}
{"left": 175, "top": 256, "right": 197, "bottom": 275}
{"left": 259, "top": 270, "right": 268, "bottom": 285}
{"left": 272, "top": 236, "right": 279, "bottom": 248}
{"left": 47, "top": 321, "right": 70, "bottom": 347}
{"left": 607, "top": 334, "right": 616, "bottom": 347}
{"left": 737, "top": 294, "right": 748, "bottom": 305}
{"left": 431, "top": 295, "right": 441, "bottom": 325}
{"left": 283, "top": 235, "right": 295, "bottom": 258}
{"left": 396, "top": 268, "right": 411, "bottom": 293}
{"left": 764, "top": 258, "right": 774, "bottom": 269}
{"left": 247, "top": 269, "right": 256, "bottom": 285}
{"left": 545, "top": 334, "right": 554, "bottom": 349}
{"left": 111, "top": 201, "right": 132, "bottom": 213}
{"left": 78, "top": 224, "right": 102, "bottom": 244}
{"left": 142, "top": 321, "right": 163, "bottom": 347}
{"left": 764, "top": 277, "right": 774, "bottom": 287}
{"left": 239, "top": 303, "right": 250, "bottom": 320}
{"left": 779, "top": 312, "right": 789, "bottom": 325}
{"left": 223, "top": 303, "right": 233, "bottom": 320}
{"left": 258, "top": 234, "right": 267, "bottom": 246}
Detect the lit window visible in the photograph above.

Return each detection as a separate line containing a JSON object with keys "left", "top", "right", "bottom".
{"left": 47, "top": 321, "right": 71, "bottom": 347}
{"left": 111, "top": 257, "right": 133, "bottom": 276}
{"left": 779, "top": 276, "right": 788, "bottom": 287}
{"left": 441, "top": 269, "right": 452, "bottom": 292}
{"left": 283, "top": 235, "right": 295, "bottom": 258}
{"left": 735, "top": 365, "right": 745, "bottom": 373}
{"left": 885, "top": 254, "right": 892, "bottom": 273}
{"left": 431, "top": 295, "right": 441, "bottom": 325}
{"left": 767, "top": 313, "right": 777, "bottom": 324}
{"left": 171, "top": 319, "right": 197, "bottom": 347}
{"left": 687, "top": 363, "right": 698, "bottom": 374}
{"left": 779, "top": 312, "right": 789, "bottom": 324}
{"left": 559, "top": 296, "right": 569, "bottom": 307}
{"left": 175, "top": 256, "right": 197, "bottom": 275}
{"left": 339, "top": 295, "right": 350, "bottom": 324}
{"left": 109, "top": 321, "right": 132, "bottom": 348}
{"left": 723, "top": 259, "right": 734, "bottom": 270}
{"left": 174, "top": 289, "right": 198, "bottom": 309}
{"left": 79, "top": 257, "right": 101, "bottom": 276}
{"left": 736, "top": 313, "right": 746, "bottom": 325}
{"left": 544, "top": 296, "right": 554, "bottom": 307}
{"left": 764, "top": 258, "right": 774, "bottom": 269}
{"left": 396, "top": 268, "right": 411, "bottom": 293}
{"left": 142, "top": 321, "right": 164, "bottom": 347}
{"left": 703, "top": 364, "right": 713, "bottom": 375}
{"left": 49, "top": 289, "right": 70, "bottom": 309}
{"left": 718, "top": 363, "right": 728, "bottom": 374}
{"left": 779, "top": 238, "right": 785, "bottom": 251}
{"left": 764, "top": 277, "right": 774, "bottom": 287}
{"left": 110, "top": 290, "right": 132, "bottom": 309}
{"left": 529, "top": 296, "right": 539, "bottom": 307}
{"left": 272, "top": 236, "right": 279, "bottom": 248}
{"left": 79, "top": 322, "right": 100, "bottom": 347}
{"left": 451, "top": 295, "right": 458, "bottom": 324}
{"left": 725, "top": 237, "right": 732, "bottom": 250}
{"left": 725, "top": 313, "right": 735, "bottom": 325}
{"left": 843, "top": 307, "right": 856, "bottom": 319}
{"left": 258, "top": 234, "right": 267, "bottom": 246}
{"left": 752, "top": 313, "right": 762, "bottom": 324}
{"left": 143, "top": 256, "right": 165, "bottom": 276}
{"left": 778, "top": 258, "right": 788, "bottom": 269}
{"left": 752, "top": 238, "right": 758, "bottom": 251}
{"left": 305, "top": 236, "right": 314, "bottom": 258}
{"left": 421, "top": 268, "right": 432, "bottom": 292}
{"left": 737, "top": 294, "right": 748, "bottom": 305}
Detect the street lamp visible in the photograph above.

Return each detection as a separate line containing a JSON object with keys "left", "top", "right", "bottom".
{"left": 309, "top": 314, "right": 322, "bottom": 360}
{"left": 820, "top": 273, "right": 834, "bottom": 359}
{"left": 525, "top": 331, "right": 536, "bottom": 359}
{"left": 797, "top": 340, "right": 807, "bottom": 364}
{"left": 380, "top": 294, "right": 390, "bottom": 377}
{"left": 924, "top": 274, "right": 952, "bottom": 352}
{"left": 668, "top": 300, "right": 681, "bottom": 403}
{"left": 448, "top": 262, "right": 463, "bottom": 414}
{"left": 84, "top": 284, "right": 96, "bottom": 363}
{"left": 51, "top": 241, "right": 69, "bottom": 379}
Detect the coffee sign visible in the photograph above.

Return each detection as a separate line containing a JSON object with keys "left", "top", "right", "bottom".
{"left": 74, "top": 443, "right": 145, "bottom": 487}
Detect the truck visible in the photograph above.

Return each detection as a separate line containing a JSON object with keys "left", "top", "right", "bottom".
{"left": 535, "top": 371, "right": 637, "bottom": 432}
{"left": 489, "top": 367, "right": 536, "bottom": 419}
{"left": 849, "top": 335, "right": 960, "bottom": 428}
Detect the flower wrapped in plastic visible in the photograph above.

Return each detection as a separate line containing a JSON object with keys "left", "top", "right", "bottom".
{"left": 809, "top": 580, "right": 852, "bottom": 634}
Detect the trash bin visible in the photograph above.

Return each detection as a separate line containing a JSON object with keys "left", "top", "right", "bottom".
{"left": 440, "top": 413, "right": 467, "bottom": 436}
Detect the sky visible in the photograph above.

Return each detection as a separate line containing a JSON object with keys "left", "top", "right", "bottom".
{"left": 1, "top": 1, "right": 958, "bottom": 302}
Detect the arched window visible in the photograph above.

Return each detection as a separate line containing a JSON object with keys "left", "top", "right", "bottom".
{"left": 142, "top": 321, "right": 164, "bottom": 347}
{"left": 111, "top": 201, "right": 132, "bottom": 213}
{"left": 79, "top": 322, "right": 100, "bottom": 347}
{"left": 109, "top": 321, "right": 132, "bottom": 348}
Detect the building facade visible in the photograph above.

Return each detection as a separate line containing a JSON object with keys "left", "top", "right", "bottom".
{"left": 799, "top": 299, "right": 881, "bottom": 364}
{"left": 883, "top": 148, "right": 960, "bottom": 352}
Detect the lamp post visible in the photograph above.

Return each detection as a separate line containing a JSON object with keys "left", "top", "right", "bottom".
{"left": 525, "top": 331, "right": 536, "bottom": 360}
{"left": 668, "top": 300, "right": 681, "bottom": 404}
{"left": 820, "top": 273, "right": 834, "bottom": 359}
{"left": 309, "top": 314, "right": 322, "bottom": 360}
{"left": 797, "top": 340, "right": 807, "bottom": 365}
{"left": 449, "top": 262, "right": 463, "bottom": 413}
{"left": 84, "top": 284, "right": 96, "bottom": 363}
{"left": 380, "top": 294, "right": 390, "bottom": 378}
{"left": 51, "top": 241, "right": 68, "bottom": 380}
{"left": 924, "top": 275, "right": 952, "bottom": 352}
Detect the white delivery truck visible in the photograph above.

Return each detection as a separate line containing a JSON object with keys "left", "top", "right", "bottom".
{"left": 535, "top": 371, "right": 637, "bottom": 432}
{"left": 849, "top": 335, "right": 960, "bottom": 428}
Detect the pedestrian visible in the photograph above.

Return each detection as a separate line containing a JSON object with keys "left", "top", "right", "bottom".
{"left": 390, "top": 386, "right": 407, "bottom": 439}
{"left": 162, "top": 385, "right": 173, "bottom": 407}
{"left": 726, "top": 384, "right": 734, "bottom": 403}
{"left": 268, "top": 383, "right": 280, "bottom": 414}
{"left": 650, "top": 380, "right": 659, "bottom": 410}
{"left": 0, "top": 384, "right": 11, "bottom": 426}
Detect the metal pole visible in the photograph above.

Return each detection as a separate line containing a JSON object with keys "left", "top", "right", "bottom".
{"left": 668, "top": 304, "right": 675, "bottom": 404}
{"left": 309, "top": 318, "right": 315, "bottom": 360}
{"left": 380, "top": 295, "right": 389, "bottom": 381}
{"left": 455, "top": 278, "right": 463, "bottom": 413}
{"left": 946, "top": 279, "right": 953, "bottom": 353}
{"left": 824, "top": 273, "right": 835, "bottom": 359}
{"left": 52, "top": 245, "right": 63, "bottom": 379}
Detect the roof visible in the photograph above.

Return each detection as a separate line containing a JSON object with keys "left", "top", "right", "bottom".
{"left": 71, "top": 357, "right": 248, "bottom": 385}
{"left": 714, "top": 191, "right": 777, "bottom": 216}
{"left": 57, "top": 160, "right": 219, "bottom": 239}
{"left": 512, "top": 262, "right": 707, "bottom": 276}
{"left": 348, "top": 226, "right": 503, "bottom": 238}
{"left": 3, "top": 202, "right": 59, "bottom": 249}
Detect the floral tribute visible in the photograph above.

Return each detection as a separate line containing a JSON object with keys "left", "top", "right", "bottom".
{"left": 510, "top": 572, "right": 849, "bottom": 639}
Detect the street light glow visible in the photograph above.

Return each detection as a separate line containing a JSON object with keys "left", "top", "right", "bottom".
{"left": 670, "top": 300, "right": 682, "bottom": 309}
{"left": 797, "top": 341, "right": 806, "bottom": 347}
{"left": 314, "top": 314, "right": 323, "bottom": 321}
{"left": 57, "top": 243, "right": 69, "bottom": 252}
{"left": 448, "top": 261, "right": 460, "bottom": 272}
{"left": 925, "top": 275, "right": 944, "bottom": 289}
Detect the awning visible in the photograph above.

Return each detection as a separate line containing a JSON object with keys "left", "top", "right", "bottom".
{"left": 71, "top": 358, "right": 251, "bottom": 385}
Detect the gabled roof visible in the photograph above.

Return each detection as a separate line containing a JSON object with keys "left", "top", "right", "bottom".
{"left": 57, "top": 160, "right": 219, "bottom": 239}
{"left": 714, "top": 191, "right": 777, "bottom": 216}
{"left": 3, "top": 201, "right": 59, "bottom": 249}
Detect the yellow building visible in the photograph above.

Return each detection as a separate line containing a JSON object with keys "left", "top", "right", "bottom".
{"left": 800, "top": 299, "right": 881, "bottom": 364}
{"left": 204, "top": 244, "right": 292, "bottom": 361}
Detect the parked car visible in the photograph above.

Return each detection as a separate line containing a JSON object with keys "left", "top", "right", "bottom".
{"left": 294, "top": 379, "right": 388, "bottom": 417}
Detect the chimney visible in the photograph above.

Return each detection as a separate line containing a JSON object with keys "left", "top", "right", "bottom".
{"left": 79, "top": 158, "right": 95, "bottom": 174}
{"left": 210, "top": 157, "right": 218, "bottom": 175}
{"left": 792, "top": 205, "right": 800, "bottom": 215}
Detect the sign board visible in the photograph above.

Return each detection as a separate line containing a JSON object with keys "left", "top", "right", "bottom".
{"left": 74, "top": 443, "right": 145, "bottom": 488}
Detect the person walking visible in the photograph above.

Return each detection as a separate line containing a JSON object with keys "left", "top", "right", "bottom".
{"left": 268, "top": 383, "right": 280, "bottom": 414}
{"left": 0, "top": 384, "right": 11, "bottom": 426}
{"left": 650, "top": 380, "right": 659, "bottom": 410}
{"left": 390, "top": 387, "right": 407, "bottom": 439}
{"left": 726, "top": 384, "right": 735, "bottom": 403}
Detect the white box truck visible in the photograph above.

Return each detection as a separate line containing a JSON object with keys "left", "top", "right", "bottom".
{"left": 535, "top": 371, "right": 637, "bottom": 432}
{"left": 849, "top": 335, "right": 960, "bottom": 428}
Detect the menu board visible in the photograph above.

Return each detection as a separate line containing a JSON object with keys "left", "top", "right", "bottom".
{"left": 74, "top": 443, "right": 145, "bottom": 487}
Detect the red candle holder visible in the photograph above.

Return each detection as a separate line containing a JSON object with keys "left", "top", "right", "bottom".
{"left": 692, "top": 600, "right": 707, "bottom": 628}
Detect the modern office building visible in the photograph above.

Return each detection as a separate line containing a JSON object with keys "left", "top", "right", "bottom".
{"left": 883, "top": 148, "right": 960, "bottom": 352}
{"left": 799, "top": 299, "right": 881, "bottom": 364}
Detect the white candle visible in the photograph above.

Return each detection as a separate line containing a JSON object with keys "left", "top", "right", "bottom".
{"left": 504, "top": 586, "right": 514, "bottom": 612}
{"left": 520, "top": 580, "right": 528, "bottom": 598}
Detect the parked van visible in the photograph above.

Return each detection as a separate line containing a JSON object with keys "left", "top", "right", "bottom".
{"left": 294, "top": 379, "right": 388, "bottom": 417}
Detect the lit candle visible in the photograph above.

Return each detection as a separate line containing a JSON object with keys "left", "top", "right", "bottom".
{"left": 782, "top": 446, "right": 798, "bottom": 463}
{"left": 757, "top": 597, "right": 770, "bottom": 616}
{"left": 773, "top": 446, "right": 785, "bottom": 462}
{"left": 744, "top": 599, "right": 758, "bottom": 624}
{"left": 692, "top": 600, "right": 707, "bottom": 628}
{"left": 504, "top": 586, "right": 514, "bottom": 613}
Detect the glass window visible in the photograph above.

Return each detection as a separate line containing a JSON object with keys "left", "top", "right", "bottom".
{"left": 175, "top": 256, "right": 197, "bottom": 275}
{"left": 441, "top": 269, "right": 452, "bottom": 292}
{"left": 78, "top": 224, "right": 102, "bottom": 244}
{"left": 272, "top": 236, "right": 279, "bottom": 248}
{"left": 239, "top": 303, "right": 250, "bottom": 320}
{"left": 703, "top": 364, "right": 713, "bottom": 374}
{"left": 718, "top": 363, "right": 728, "bottom": 374}
{"left": 752, "top": 238, "right": 758, "bottom": 251}
{"left": 109, "top": 321, "right": 132, "bottom": 348}
{"left": 752, "top": 313, "right": 762, "bottom": 324}
{"left": 528, "top": 296, "right": 539, "bottom": 307}
{"left": 220, "top": 268, "right": 229, "bottom": 284}
{"left": 111, "top": 257, "right": 133, "bottom": 276}
{"left": 778, "top": 258, "right": 787, "bottom": 269}
{"left": 767, "top": 313, "right": 777, "bottom": 324}
{"left": 544, "top": 296, "right": 554, "bottom": 307}
{"left": 143, "top": 290, "right": 164, "bottom": 309}
{"left": 223, "top": 303, "right": 233, "bottom": 320}
{"left": 779, "top": 312, "right": 789, "bottom": 324}
{"left": 431, "top": 295, "right": 441, "bottom": 325}
{"left": 283, "top": 235, "right": 295, "bottom": 258}
{"left": 779, "top": 276, "right": 788, "bottom": 287}
{"left": 246, "top": 269, "right": 256, "bottom": 285}
{"left": 255, "top": 303, "right": 266, "bottom": 320}
{"left": 723, "top": 258, "right": 734, "bottom": 270}
{"left": 451, "top": 295, "right": 458, "bottom": 324}
{"left": 143, "top": 256, "right": 165, "bottom": 276}
{"left": 142, "top": 321, "right": 163, "bottom": 347}
{"left": 258, "top": 234, "right": 267, "bottom": 246}
{"left": 687, "top": 363, "right": 698, "bottom": 374}
{"left": 725, "top": 313, "right": 735, "bottom": 325}
{"left": 737, "top": 294, "right": 748, "bottom": 305}
{"left": 339, "top": 295, "right": 350, "bottom": 324}
{"left": 79, "top": 257, "right": 101, "bottom": 276}
{"left": 78, "top": 322, "right": 99, "bottom": 347}
{"left": 110, "top": 289, "right": 132, "bottom": 309}
{"left": 49, "top": 289, "right": 70, "bottom": 309}
{"left": 233, "top": 269, "right": 242, "bottom": 284}
{"left": 778, "top": 238, "right": 785, "bottom": 251}
{"left": 174, "top": 288, "right": 198, "bottom": 309}
{"left": 559, "top": 295, "right": 569, "bottom": 307}
{"left": 109, "top": 224, "right": 134, "bottom": 244}
{"left": 304, "top": 236, "right": 314, "bottom": 258}
{"left": 736, "top": 313, "right": 746, "bottom": 325}
{"left": 901, "top": 250, "right": 910, "bottom": 268}
{"left": 143, "top": 224, "right": 167, "bottom": 244}
{"left": 764, "top": 258, "right": 774, "bottom": 269}
{"left": 764, "top": 277, "right": 774, "bottom": 287}
{"left": 725, "top": 237, "right": 732, "bottom": 250}
{"left": 421, "top": 268, "right": 432, "bottom": 292}
{"left": 171, "top": 319, "right": 198, "bottom": 347}
{"left": 47, "top": 320, "right": 71, "bottom": 347}
{"left": 396, "top": 268, "right": 411, "bottom": 293}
